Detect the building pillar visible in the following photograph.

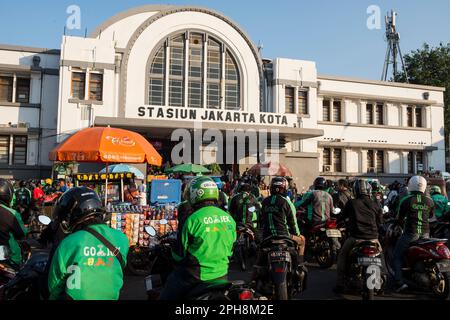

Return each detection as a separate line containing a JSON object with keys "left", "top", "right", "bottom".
{"left": 401, "top": 105, "right": 407, "bottom": 127}
{"left": 412, "top": 106, "right": 416, "bottom": 128}
{"left": 360, "top": 100, "right": 366, "bottom": 124}
{"left": 360, "top": 149, "right": 367, "bottom": 174}
{"left": 400, "top": 151, "right": 409, "bottom": 174}
{"left": 330, "top": 148, "right": 335, "bottom": 172}
{"left": 344, "top": 148, "right": 352, "bottom": 173}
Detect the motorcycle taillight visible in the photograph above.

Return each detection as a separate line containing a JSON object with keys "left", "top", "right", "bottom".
{"left": 326, "top": 220, "right": 337, "bottom": 229}
{"left": 360, "top": 246, "right": 377, "bottom": 256}
{"left": 436, "top": 244, "right": 450, "bottom": 259}
{"left": 239, "top": 290, "right": 254, "bottom": 300}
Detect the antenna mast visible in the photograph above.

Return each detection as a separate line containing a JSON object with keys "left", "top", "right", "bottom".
{"left": 381, "top": 10, "right": 408, "bottom": 82}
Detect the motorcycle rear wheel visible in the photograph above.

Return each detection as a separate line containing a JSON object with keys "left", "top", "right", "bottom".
{"left": 316, "top": 239, "right": 334, "bottom": 269}
{"left": 432, "top": 272, "right": 449, "bottom": 300}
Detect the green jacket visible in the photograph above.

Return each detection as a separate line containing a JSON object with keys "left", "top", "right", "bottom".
{"left": 172, "top": 206, "right": 236, "bottom": 281}
{"left": 48, "top": 224, "right": 129, "bottom": 300}
{"left": 431, "top": 193, "right": 449, "bottom": 219}
{"left": 0, "top": 204, "right": 28, "bottom": 265}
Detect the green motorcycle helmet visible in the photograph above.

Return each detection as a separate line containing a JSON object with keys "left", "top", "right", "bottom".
{"left": 189, "top": 176, "right": 219, "bottom": 205}
{"left": 430, "top": 185, "right": 441, "bottom": 195}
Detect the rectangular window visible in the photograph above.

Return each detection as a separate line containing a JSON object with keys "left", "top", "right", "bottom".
{"left": 88, "top": 73, "right": 103, "bottom": 101}
{"left": 71, "top": 72, "right": 86, "bottom": 100}
{"left": 333, "top": 149, "right": 342, "bottom": 172}
{"left": 323, "top": 99, "right": 331, "bottom": 121}
{"left": 188, "top": 81, "right": 202, "bottom": 108}
{"left": 376, "top": 103, "right": 384, "bottom": 125}
{"left": 285, "top": 87, "right": 295, "bottom": 114}
{"left": 149, "top": 78, "right": 165, "bottom": 106}
{"left": 416, "top": 151, "right": 424, "bottom": 172}
{"left": 415, "top": 107, "right": 423, "bottom": 127}
{"left": 333, "top": 100, "right": 342, "bottom": 122}
{"left": 376, "top": 150, "right": 384, "bottom": 173}
{"left": 407, "top": 106, "right": 413, "bottom": 127}
{"left": 0, "top": 76, "right": 13, "bottom": 102}
{"left": 207, "top": 50, "right": 220, "bottom": 80}
{"left": 207, "top": 83, "right": 220, "bottom": 109}
{"left": 225, "top": 83, "right": 239, "bottom": 110}
{"left": 366, "top": 103, "right": 374, "bottom": 124}
{"left": 367, "top": 150, "right": 375, "bottom": 171}
{"left": 0, "top": 136, "right": 9, "bottom": 164}
{"left": 408, "top": 152, "right": 413, "bottom": 174}
{"left": 16, "top": 78, "right": 30, "bottom": 103}
{"left": 323, "top": 148, "right": 331, "bottom": 166}
{"left": 13, "top": 136, "right": 27, "bottom": 165}
{"left": 169, "top": 79, "right": 183, "bottom": 107}
{"left": 189, "top": 47, "right": 203, "bottom": 78}
{"left": 170, "top": 46, "right": 185, "bottom": 77}
{"left": 298, "top": 90, "right": 308, "bottom": 115}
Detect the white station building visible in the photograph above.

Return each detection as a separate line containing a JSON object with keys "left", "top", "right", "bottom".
{"left": 0, "top": 5, "right": 446, "bottom": 189}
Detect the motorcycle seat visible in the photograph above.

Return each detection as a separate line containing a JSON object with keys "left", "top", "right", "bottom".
{"left": 410, "top": 238, "right": 448, "bottom": 246}
{"left": 186, "top": 280, "right": 232, "bottom": 299}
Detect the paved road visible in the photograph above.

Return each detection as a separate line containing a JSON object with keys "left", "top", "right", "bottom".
{"left": 120, "top": 258, "right": 441, "bottom": 300}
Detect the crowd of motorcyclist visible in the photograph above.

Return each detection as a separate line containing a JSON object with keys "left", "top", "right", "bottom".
{"left": 1, "top": 170, "right": 450, "bottom": 300}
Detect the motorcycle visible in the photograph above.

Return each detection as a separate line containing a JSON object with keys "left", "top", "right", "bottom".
{"left": 233, "top": 206, "right": 257, "bottom": 271}
{"left": 385, "top": 223, "right": 450, "bottom": 299}
{"left": 253, "top": 236, "right": 307, "bottom": 300}
{"left": 299, "top": 208, "right": 343, "bottom": 268}
{"left": 0, "top": 215, "right": 50, "bottom": 300}
{"left": 343, "top": 239, "right": 386, "bottom": 300}
{"left": 142, "top": 222, "right": 259, "bottom": 300}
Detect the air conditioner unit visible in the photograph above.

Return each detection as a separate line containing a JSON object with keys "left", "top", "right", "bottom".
{"left": 323, "top": 165, "right": 332, "bottom": 172}
{"left": 17, "top": 122, "right": 28, "bottom": 128}
{"left": 368, "top": 167, "right": 376, "bottom": 173}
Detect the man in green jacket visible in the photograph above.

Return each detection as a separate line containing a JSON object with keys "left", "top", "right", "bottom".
{"left": 0, "top": 179, "right": 28, "bottom": 267}
{"left": 47, "top": 187, "right": 129, "bottom": 300}
{"left": 430, "top": 185, "right": 449, "bottom": 219}
{"left": 160, "top": 176, "right": 237, "bottom": 300}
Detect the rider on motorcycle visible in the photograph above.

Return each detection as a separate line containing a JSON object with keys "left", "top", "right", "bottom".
{"left": 393, "top": 175, "right": 435, "bottom": 292}
{"left": 13, "top": 180, "right": 32, "bottom": 224}
{"left": 47, "top": 187, "right": 129, "bottom": 300}
{"left": 334, "top": 179, "right": 384, "bottom": 293}
{"left": 0, "top": 179, "right": 28, "bottom": 267}
{"left": 295, "top": 177, "right": 333, "bottom": 236}
{"left": 259, "top": 177, "right": 305, "bottom": 263}
{"left": 333, "top": 179, "right": 353, "bottom": 211}
{"left": 430, "top": 185, "right": 449, "bottom": 219}
{"left": 160, "top": 176, "right": 236, "bottom": 300}
{"left": 228, "top": 181, "right": 261, "bottom": 229}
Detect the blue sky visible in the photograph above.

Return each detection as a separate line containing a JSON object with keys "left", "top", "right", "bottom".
{"left": 0, "top": 0, "right": 449, "bottom": 80}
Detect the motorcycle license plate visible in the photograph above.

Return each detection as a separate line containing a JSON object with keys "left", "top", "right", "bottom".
{"left": 269, "top": 251, "right": 290, "bottom": 262}
{"left": 436, "top": 261, "right": 450, "bottom": 273}
{"left": 326, "top": 229, "right": 342, "bottom": 238}
{"left": 357, "top": 257, "right": 382, "bottom": 267}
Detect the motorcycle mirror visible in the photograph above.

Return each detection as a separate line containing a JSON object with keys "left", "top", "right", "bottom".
{"left": 144, "top": 226, "right": 157, "bottom": 237}
{"left": 383, "top": 206, "right": 389, "bottom": 214}
{"left": 333, "top": 208, "right": 342, "bottom": 215}
{"left": 248, "top": 206, "right": 256, "bottom": 213}
{"left": 159, "top": 219, "right": 168, "bottom": 225}
{"left": 447, "top": 202, "right": 450, "bottom": 206}
{"left": 383, "top": 195, "right": 388, "bottom": 200}
{"left": 224, "top": 205, "right": 229, "bottom": 210}
{"left": 38, "top": 215, "right": 51, "bottom": 226}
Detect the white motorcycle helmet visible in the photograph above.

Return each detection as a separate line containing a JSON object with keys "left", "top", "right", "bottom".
{"left": 407, "top": 175, "right": 427, "bottom": 193}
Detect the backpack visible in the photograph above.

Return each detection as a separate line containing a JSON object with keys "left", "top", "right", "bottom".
{"left": 15, "top": 188, "right": 31, "bottom": 207}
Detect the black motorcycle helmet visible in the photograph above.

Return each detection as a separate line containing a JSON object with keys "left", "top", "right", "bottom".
{"left": 0, "top": 178, "right": 14, "bottom": 206}
{"left": 270, "top": 176, "right": 288, "bottom": 196}
{"left": 53, "top": 186, "right": 104, "bottom": 232}
{"left": 313, "top": 177, "right": 327, "bottom": 190}
{"left": 237, "top": 181, "right": 252, "bottom": 193}
{"left": 353, "top": 179, "right": 372, "bottom": 198}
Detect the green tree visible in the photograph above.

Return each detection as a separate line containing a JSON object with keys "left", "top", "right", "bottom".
{"left": 397, "top": 43, "right": 450, "bottom": 166}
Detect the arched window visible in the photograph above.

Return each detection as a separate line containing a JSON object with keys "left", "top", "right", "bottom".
{"left": 148, "top": 31, "right": 241, "bottom": 110}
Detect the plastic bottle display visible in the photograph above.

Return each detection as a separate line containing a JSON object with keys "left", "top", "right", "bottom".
{"left": 109, "top": 203, "right": 178, "bottom": 246}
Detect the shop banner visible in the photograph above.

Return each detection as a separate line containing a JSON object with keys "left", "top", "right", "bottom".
{"left": 76, "top": 172, "right": 135, "bottom": 181}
